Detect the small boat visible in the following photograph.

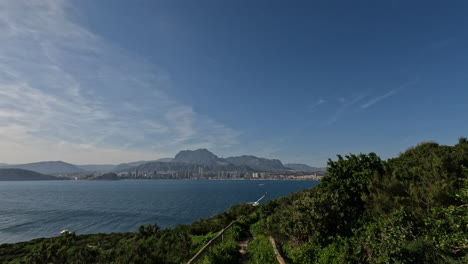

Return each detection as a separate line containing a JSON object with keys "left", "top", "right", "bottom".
{"left": 249, "top": 193, "right": 267, "bottom": 207}
{"left": 60, "top": 229, "right": 74, "bottom": 235}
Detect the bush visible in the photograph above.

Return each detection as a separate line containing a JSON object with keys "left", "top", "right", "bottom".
{"left": 247, "top": 235, "right": 276, "bottom": 264}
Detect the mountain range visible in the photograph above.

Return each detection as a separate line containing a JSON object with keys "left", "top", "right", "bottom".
{"left": 174, "top": 149, "right": 226, "bottom": 166}
{"left": 284, "top": 163, "right": 325, "bottom": 172}
{"left": 0, "top": 161, "right": 85, "bottom": 175}
{"left": 112, "top": 158, "right": 173, "bottom": 171}
{"left": 172, "top": 149, "right": 289, "bottom": 171}
{"left": 1, "top": 149, "right": 322, "bottom": 175}
{"left": 226, "top": 155, "right": 286, "bottom": 171}
{"left": 0, "top": 168, "right": 60, "bottom": 181}
{"left": 76, "top": 164, "right": 117, "bottom": 172}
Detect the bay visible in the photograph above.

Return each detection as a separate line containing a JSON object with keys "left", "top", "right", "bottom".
{"left": 0, "top": 180, "right": 318, "bottom": 244}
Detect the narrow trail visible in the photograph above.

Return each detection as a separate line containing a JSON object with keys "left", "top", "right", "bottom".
{"left": 238, "top": 237, "right": 253, "bottom": 264}
{"left": 269, "top": 236, "right": 286, "bottom": 264}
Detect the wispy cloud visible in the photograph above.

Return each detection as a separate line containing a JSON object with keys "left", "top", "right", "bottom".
{"left": 361, "top": 79, "right": 418, "bottom": 109}
{"left": 307, "top": 98, "right": 326, "bottom": 112}
{"left": 361, "top": 89, "right": 398, "bottom": 109}
{"left": 0, "top": 0, "right": 239, "bottom": 164}
{"left": 325, "top": 95, "right": 366, "bottom": 125}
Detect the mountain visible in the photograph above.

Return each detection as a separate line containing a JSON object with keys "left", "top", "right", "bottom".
{"left": 77, "top": 164, "right": 116, "bottom": 172}
{"left": 91, "top": 172, "right": 120, "bottom": 180}
{"left": 155, "top": 158, "right": 173, "bottom": 162}
{"left": 0, "top": 168, "right": 60, "bottom": 181}
{"left": 113, "top": 158, "right": 173, "bottom": 171}
{"left": 3, "top": 161, "right": 85, "bottom": 175}
{"left": 225, "top": 155, "right": 287, "bottom": 171}
{"left": 130, "top": 161, "right": 253, "bottom": 174}
{"left": 173, "top": 149, "right": 288, "bottom": 171}
{"left": 174, "top": 149, "right": 229, "bottom": 166}
{"left": 113, "top": 161, "right": 154, "bottom": 171}
{"left": 284, "top": 163, "right": 325, "bottom": 172}
{"left": 117, "top": 149, "right": 313, "bottom": 173}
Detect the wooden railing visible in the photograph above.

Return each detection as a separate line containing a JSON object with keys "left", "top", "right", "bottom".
{"left": 187, "top": 217, "right": 242, "bottom": 264}
{"left": 186, "top": 217, "right": 287, "bottom": 264}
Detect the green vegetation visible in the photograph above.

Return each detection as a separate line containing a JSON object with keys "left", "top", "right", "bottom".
{"left": 257, "top": 138, "right": 468, "bottom": 263}
{"left": 246, "top": 235, "right": 276, "bottom": 264}
{"left": 0, "top": 204, "right": 256, "bottom": 264}
{"left": 1, "top": 139, "right": 467, "bottom": 263}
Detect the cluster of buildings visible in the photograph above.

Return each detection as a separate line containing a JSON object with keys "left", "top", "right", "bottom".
{"left": 114, "top": 168, "right": 324, "bottom": 180}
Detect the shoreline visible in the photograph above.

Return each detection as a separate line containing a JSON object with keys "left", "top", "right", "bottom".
{"left": 0, "top": 177, "right": 322, "bottom": 182}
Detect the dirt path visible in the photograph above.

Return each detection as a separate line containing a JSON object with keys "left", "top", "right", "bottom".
{"left": 269, "top": 236, "right": 286, "bottom": 264}
{"left": 238, "top": 237, "right": 253, "bottom": 264}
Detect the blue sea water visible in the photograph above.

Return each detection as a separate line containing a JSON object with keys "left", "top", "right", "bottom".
{"left": 0, "top": 180, "right": 318, "bottom": 244}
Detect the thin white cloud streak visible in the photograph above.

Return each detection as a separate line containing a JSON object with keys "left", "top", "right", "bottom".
{"left": 361, "top": 89, "right": 398, "bottom": 109}
{"left": 325, "top": 95, "right": 366, "bottom": 125}
{"left": 0, "top": 0, "right": 239, "bottom": 164}
{"left": 307, "top": 98, "right": 326, "bottom": 112}
{"left": 323, "top": 79, "right": 418, "bottom": 125}
{"left": 361, "top": 79, "right": 419, "bottom": 109}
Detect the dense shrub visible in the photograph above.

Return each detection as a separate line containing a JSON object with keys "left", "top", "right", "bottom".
{"left": 247, "top": 235, "right": 276, "bottom": 264}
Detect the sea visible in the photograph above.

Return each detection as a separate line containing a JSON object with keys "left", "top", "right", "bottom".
{"left": 0, "top": 180, "right": 318, "bottom": 244}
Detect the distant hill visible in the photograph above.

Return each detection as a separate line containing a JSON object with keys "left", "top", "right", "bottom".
{"left": 129, "top": 161, "right": 253, "bottom": 174}
{"left": 3, "top": 161, "right": 85, "bottom": 175}
{"left": 112, "top": 159, "right": 172, "bottom": 172}
{"left": 155, "top": 158, "right": 173, "bottom": 162}
{"left": 113, "top": 160, "right": 156, "bottom": 171}
{"left": 174, "top": 149, "right": 229, "bottom": 166}
{"left": 172, "top": 149, "right": 289, "bottom": 171}
{"left": 225, "top": 155, "right": 287, "bottom": 171}
{"left": 91, "top": 172, "right": 120, "bottom": 180}
{"left": 113, "top": 158, "right": 174, "bottom": 171}
{"left": 77, "top": 164, "right": 116, "bottom": 172}
{"left": 285, "top": 163, "right": 325, "bottom": 172}
{"left": 0, "top": 168, "right": 59, "bottom": 181}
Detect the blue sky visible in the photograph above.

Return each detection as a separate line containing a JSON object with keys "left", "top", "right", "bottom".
{"left": 0, "top": 0, "right": 467, "bottom": 165}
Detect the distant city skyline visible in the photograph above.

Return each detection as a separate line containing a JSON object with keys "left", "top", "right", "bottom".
{"left": 0, "top": 0, "right": 467, "bottom": 166}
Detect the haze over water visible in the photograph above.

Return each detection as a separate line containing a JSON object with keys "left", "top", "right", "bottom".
{"left": 0, "top": 180, "right": 318, "bottom": 244}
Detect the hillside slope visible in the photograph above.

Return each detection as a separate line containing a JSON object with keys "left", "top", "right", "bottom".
{"left": 174, "top": 149, "right": 225, "bottom": 166}
{"left": 284, "top": 163, "right": 324, "bottom": 172}
{"left": 0, "top": 168, "right": 59, "bottom": 181}
{"left": 4, "top": 161, "right": 85, "bottom": 175}
{"left": 226, "top": 155, "right": 287, "bottom": 171}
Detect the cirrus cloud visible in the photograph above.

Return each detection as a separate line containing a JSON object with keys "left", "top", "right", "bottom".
{"left": 0, "top": 0, "right": 239, "bottom": 164}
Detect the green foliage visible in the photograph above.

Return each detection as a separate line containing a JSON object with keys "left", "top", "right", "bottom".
{"left": 137, "top": 223, "right": 160, "bottom": 237}
{"left": 200, "top": 240, "right": 239, "bottom": 264}
{"left": 188, "top": 203, "right": 254, "bottom": 235}
{"left": 249, "top": 218, "right": 268, "bottom": 237}
{"left": 191, "top": 232, "right": 217, "bottom": 254}
{"left": 422, "top": 177, "right": 468, "bottom": 257}
{"left": 254, "top": 138, "right": 468, "bottom": 263}
{"left": 316, "top": 237, "right": 349, "bottom": 264}
{"left": 247, "top": 235, "right": 276, "bottom": 264}
{"left": 282, "top": 241, "right": 319, "bottom": 264}
{"left": 264, "top": 153, "right": 383, "bottom": 245}
{"left": 199, "top": 224, "right": 244, "bottom": 264}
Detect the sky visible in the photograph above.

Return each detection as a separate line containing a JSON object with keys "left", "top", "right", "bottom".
{"left": 0, "top": 0, "right": 467, "bottom": 166}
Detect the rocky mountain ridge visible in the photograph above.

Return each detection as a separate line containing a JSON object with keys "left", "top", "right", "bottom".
{"left": 1, "top": 149, "right": 320, "bottom": 175}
